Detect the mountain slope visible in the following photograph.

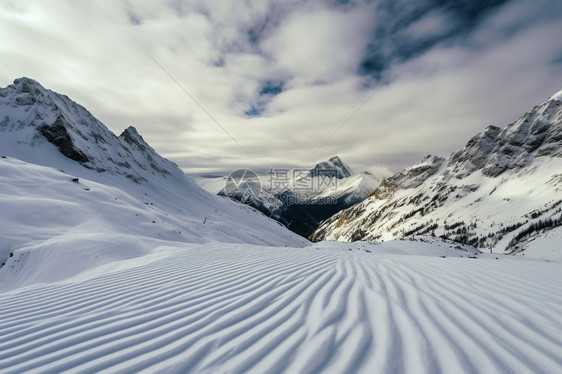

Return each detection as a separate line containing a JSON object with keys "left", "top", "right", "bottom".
{"left": 311, "top": 92, "right": 562, "bottom": 260}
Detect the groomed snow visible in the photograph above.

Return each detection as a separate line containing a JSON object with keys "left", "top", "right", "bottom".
{"left": 0, "top": 156, "right": 561, "bottom": 372}
{"left": 1, "top": 240, "right": 561, "bottom": 373}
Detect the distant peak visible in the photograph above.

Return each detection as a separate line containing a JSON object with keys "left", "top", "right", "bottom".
{"left": 120, "top": 126, "right": 144, "bottom": 142}
{"left": 549, "top": 88, "right": 562, "bottom": 102}
{"left": 121, "top": 126, "right": 141, "bottom": 138}
{"left": 310, "top": 155, "right": 353, "bottom": 179}
{"left": 421, "top": 154, "right": 438, "bottom": 162}
{"left": 0, "top": 77, "right": 49, "bottom": 105}
{"left": 119, "top": 126, "right": 149, "bottom": 152}
{"left": 415, "top": 154, "right": 444, "bottom": 167}
{"left": 14, "top": 77, "right": 42, "bottom": 85}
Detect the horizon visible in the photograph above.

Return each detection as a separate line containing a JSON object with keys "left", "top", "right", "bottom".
{"left": 2, "top": 0, "right": 562, "bottom": 175}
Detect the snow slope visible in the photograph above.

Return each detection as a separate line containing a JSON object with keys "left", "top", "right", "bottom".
{"left": 0, "top": 156, "right": 307, "bottom": 286}
{"left": 1, "top": 239, "right": 561, "bottom": 373}
{"left": 550, "top": 88, "right": 562, "bottom": 102}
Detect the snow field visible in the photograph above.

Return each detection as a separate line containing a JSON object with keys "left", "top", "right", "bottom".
{"left": 1, "top": 242, "right": 561, "bottom": 373}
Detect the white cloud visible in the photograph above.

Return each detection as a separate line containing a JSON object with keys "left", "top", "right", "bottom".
{"left": 262, "top": 7, "right": 374, "bottom": 85}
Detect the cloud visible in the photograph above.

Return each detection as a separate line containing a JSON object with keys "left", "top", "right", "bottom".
{"left": 262, "top": 6, "right": 374, "bottom": 84}
{"left": 0, "top": 0, "right": 561, "bottom": 177}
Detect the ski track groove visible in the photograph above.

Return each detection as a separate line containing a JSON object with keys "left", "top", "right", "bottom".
{"left": 1, "top": 245, "right": 561, "bottom": 373}
{"left": 378, "top": 257, "right": 562, "bottom": 373}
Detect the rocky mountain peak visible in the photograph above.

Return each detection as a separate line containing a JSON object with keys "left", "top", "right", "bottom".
{"left": 13, "top": 77, "right": 45, "bottom": 92}
{"left": 0, "top": 77, "right": 49, "bottom": 106}
{"left": 310, "top": 155, "right": 353, "bottom": 179}
{"left": 389, "top": 155, "right": 444, "bottom": 189}
{"left": 311, "top": 89, "right": 562, "bottom": 255}
{"left": 448, "top": 125, "right": 502, "bottom": 177}
{"left": 120, "top": 126, "right": 147, "bottom": 150}
{"left": 481, "top": 97, "right": 562, "bottom": 176}
{"left": 446, "top": 93, "right": 562, "bottom": 178}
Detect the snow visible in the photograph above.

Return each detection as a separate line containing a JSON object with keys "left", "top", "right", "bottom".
{"left": 1, "top": 238, "right": 561, "bottom": 373}
{"left": 549, "top": 88, "right": 562, "bottom": 102}
{"left": 1, "top": 157, "right": 561, "bottom": 373}
{"left": 0, "top": 156, "right": 307, "bottom": 289}
{"left": 1, "top": 159, "right": 561, "bottom": 374}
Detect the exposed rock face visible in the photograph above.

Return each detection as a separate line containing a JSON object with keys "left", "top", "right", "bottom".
{"left": 448, "top": 126, "right": 501, "bottom": 178}
{"left": 448, "top": 100, "right": 562, "bottom": 178}
{"left": 38, "top": 116, "right": 90, "bottom": 163}
{"left": 120, "top": 126, "right": 147, "bottom": 152}
{"left": 311, "top": 92, "right": 562, "bottom": 256}
{"left": 383, "top": 155, "right": 445, "bottom": 191}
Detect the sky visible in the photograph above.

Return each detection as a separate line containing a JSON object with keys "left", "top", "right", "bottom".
{"left": 1, "top": 0, "right": 562, "bottom": 176}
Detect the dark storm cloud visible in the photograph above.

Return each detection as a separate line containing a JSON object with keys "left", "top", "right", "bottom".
{"left": 259, "top": 81, "right": 285, "bottom": 96}
{"left": 359, "top": 0, "right": 512, "bottom": 79}
{"left": 245, "top": 80, "right": 286, "bottom": 117}
{"left": 553, "top": 54, "right": 562, "bottom": 65}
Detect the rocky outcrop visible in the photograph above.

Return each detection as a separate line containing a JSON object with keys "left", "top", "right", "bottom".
{"left": 38, "top": 116, "right": 90, "bottom": 163}
{"left": 447, "top": 99, "right": 562, "bottom": 178}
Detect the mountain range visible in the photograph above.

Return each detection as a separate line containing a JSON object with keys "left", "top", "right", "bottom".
{"left": 196, "top": 156, "right": 380, "bottom": 237}
{"left": 311, "top": 89, "right": 562, "bottom": 260}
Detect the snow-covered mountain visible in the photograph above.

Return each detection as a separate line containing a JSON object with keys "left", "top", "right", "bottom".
{"left": 197, "top": 156, "right": 380, "bottom": 238}
{"left": 311, "top": 91, "right": 562, "bottom": 260}
{"left": 2, "top": 78, "right": 562, "bottom": 373}
{"left": 0, "top": 78, "right": 179, "bottom": 183}
{"left": 0, "top": 78, "right": 308, "bottom": 275}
